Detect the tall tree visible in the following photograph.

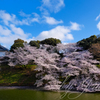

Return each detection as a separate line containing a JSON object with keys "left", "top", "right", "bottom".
{"left": 10, "top": 39, "right": 25, "bottom": 52}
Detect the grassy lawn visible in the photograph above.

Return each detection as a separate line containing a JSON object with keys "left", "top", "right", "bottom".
{"left": 0, "top": 65, "right": 37, "bottom": 86}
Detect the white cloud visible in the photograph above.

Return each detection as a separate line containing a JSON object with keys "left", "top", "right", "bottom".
{"left": 97, "top": 22, "right": 100, "bottom": 30}
{"left": 41, "top": 0, "right": 65, "bottom": 13}
{"left": 44, "top": 16, "right": 63, "bottom": 25}
{"left": 0, "top": 21, "right": 82, "bottom": 48}
{"left": 0, "top": 10, "right": 39, "bottom": 26}
{"left": 0, "top": 25, "right": 11, "bottom": 36}
{"left": 0, "top": 10, "right": 82, "bottom": 48}
{"left": 36, "top": 22, "right": 82, "bottom": 42}
{"left": 70, "top": 22, "right": 81, "bottom": 30}
{"left": 39, "top": 7, "right": 50, "bottom": 16}
{"left": 32, "top": 13, "right": 40, "bottom": 18}
{"left": 36, "top": 26, "right": 72, "bottom": 42}
{"left": 95, "top": 14, "right": 100, "bottom": 31}
{"left": 95, "top": 14, "right": 100, "bottom": 21}
{"left": 0, "top": 10, "right": 13, "bottom": 25}
{"left": 0, "top": 10, "right": 27, "bottom": 25}
{"left": 10, "top": 24, "right": 27, "bottom": 38}
{"left": 19, "top": 11, "right": 31, "bottom": 17}
{"left": 31, "top": 18, "right": 39, "bottom": 23}
{"left": 0, "top": 24, "right": 33, "bottom": 49}
{"left": 0, "top": 10, "right": 63, "bottom": 26}
{"left": 31, "top": 13, "right": 40, "bottom": 22}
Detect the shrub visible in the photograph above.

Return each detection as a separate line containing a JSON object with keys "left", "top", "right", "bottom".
{"left": 10, "top": 39, "right": 25, "bottom": 52}
{"left": 14, "top": 39, "right": 24, "bottom": 44}
{"left": 29, "top": 41, "right": 40, "bottom": 48}
{"left": 40, "top": 38, "right": 61, "bottom": 46}
{"left": 95, "top": 37, "right": 100, "bottom": 43}
{"left": 77, "top": 35, "right": 97, "bottom": 49}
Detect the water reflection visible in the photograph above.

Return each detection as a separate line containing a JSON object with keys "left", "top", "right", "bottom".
{"left": 0, "top": 89, "right": 100, "bottom": 100}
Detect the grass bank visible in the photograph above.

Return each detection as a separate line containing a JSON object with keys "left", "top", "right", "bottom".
{"left": 0, "top": 65, "right": 37, "bottom": 86}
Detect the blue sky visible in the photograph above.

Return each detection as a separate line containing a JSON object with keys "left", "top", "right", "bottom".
{"left": 0, "top": 0, "right": 100, "bottom": 48}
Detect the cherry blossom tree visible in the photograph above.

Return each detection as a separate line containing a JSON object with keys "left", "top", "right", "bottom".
{"left": 1, "top": 44, "right": 62, "bottom": 90}
{"left": 57, "top": 43, "right": 100, "bottom": 92}
{"left": 1, "top": 43, "right": 100, "bottom": 91}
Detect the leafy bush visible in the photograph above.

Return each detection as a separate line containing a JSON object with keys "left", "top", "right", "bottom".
{"left": 40, "top": 38, "right": 61, "bottom": 46}
{"left": 10, "top": 39, "right": 25, "bottom": 52}
{"left": 95, "top": 37, "right": 100, "bottom": 43}
{"left": 14, "top": 39, "right": 24, "bottom": 44}
{"left": 77, "top": 34, "right": 100, "bottom": 60}
{"left": 29, "top": 41, "right": 40, "bottom": 48}
{"left": 96, "top": 64, "right": 100, "bottom": 68}
{"left": 77, "top": 35, "right": 97, "bottom": 49}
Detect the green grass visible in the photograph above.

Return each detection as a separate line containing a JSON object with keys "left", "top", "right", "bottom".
{"left": 0, "top": 65, "right": 37, "bottom": 86}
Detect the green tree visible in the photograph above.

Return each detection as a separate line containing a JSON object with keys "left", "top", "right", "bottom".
{"left": 40, "top": 38, "right": 61, "bottom": 46}
{"left": 29, "top": 40, "right": 40, "bottom": 48}
{"left": 77, "top": 35, "right": 97, "bottom": 49}
{"left": 10, "top": 39, "right": 25, "bottom": 52}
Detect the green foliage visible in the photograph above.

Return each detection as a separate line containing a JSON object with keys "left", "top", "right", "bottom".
{"left": 29, "top": 41, "right": 40, "bottom": 48}
{"left": 10, "top": 39, "right": 25, "bottom": 52}
{"left": 29, "top": 38, "right": 61, "bottom": 48}
{"left": 77, "top": 34, "right": 100, "bottom": 60}
{"left": 14, "top": 39, "right": 24, "bottom": 44}
{"left": 77, "top": 35, "right": 97, "bottom": 49}
{"left": 15, "top": 64, "right": 37, "bottom": 70}
{"left": 40, "top": 38, "right": 61, "bottom": 46}
{"left": 0, "top": 65, "right": 36, "bottom": 86}
{"left": 10, "top": 43, "right": 24, "bottom": 51}
{"left": 36, "top": 40, "right": 40, "bottom": 44}
{"left": 96, "top": 64, "right": 100, "bottom": 68}
{"left": 95, "top": 37, "right": 100, "bottom": 43}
